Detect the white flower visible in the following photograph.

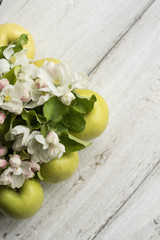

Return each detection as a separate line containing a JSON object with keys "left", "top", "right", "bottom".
{"left": 21, "top": 88, "right": 31, "bottom": 102}
{"left": 0, "top": 59, "right": 10, "bottom": 74}
{"left": 37, "top": 62, "right": 72, "bottom": 97}
{"left": 9, "top": 125, "right": 30, "bottom": 152}
{"left": 0, "top": 170, "right": 12, "bottom": 185}
{"left": 21, "top": 63, "right": 38, "bottom": 79}
{"left": 46, "top": 131, "right": 65, "bottom": 159}
{"left": 9, "top": 154, "right": 21, "bottom": 168}
{"left": 0, "top": 84, "right": 24, "bottom": 114}
{"left": 29, "top": 161, "right": 40, "bottom": 172}
{"left": 0, "top": 78, "right": 9, "bottom": 90}
{"left": 71, "top": 72, "right": 89, "bottom": 89}
{"left": 46, "top": 131, "right": 59, "bottom": 145}
{"left": 35, "top": 78, "right": 48, "bottom": 89}
{"left": 3, "top": 45, "right": 30, "bottom": 68}
{"left": 27, "top": 131, "right": 65, "bottom": 163}
{"left": 27, "top": 131, "right": 49, "bottom": 163}
{"left": 48, "top": 142, "right": 65, "bottom": 159}
{"left": 24, "top": 85, "right": 51, "bottom": 108}
{"left": 0, "top": 155, "right": 34, "bottom": 188}
{"left": 61, "top": 91, "right": 75, "bottom": 105}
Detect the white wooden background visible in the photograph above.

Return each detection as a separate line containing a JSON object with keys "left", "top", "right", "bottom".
{"left": 1, "top": 0, "right": 160, "bottom": 239}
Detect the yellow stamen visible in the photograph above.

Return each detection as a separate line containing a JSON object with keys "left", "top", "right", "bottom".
{"left": 54, "top": 78, "right": 61, "bottom": 87}
{"left": 4, "top": 95, "right": 11, "bottom": 102}
{"left": 10, "top": 56, "right": 16, "bottom": 63}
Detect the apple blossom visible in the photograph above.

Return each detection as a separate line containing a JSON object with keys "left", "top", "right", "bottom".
{"left": 61, "top": 91, "right": 75, "bottom": 105}
{"left": 29, "top": 161, "right": 40, "bottom": 172}
{"left": 0, "top": 146, "right": 7, "bottom": 156}
{"left": 37, "top": 62, "right": 72, "bottom": 97}
{"left": 0, "top": 159, "right": 7, "bottom": 169}
{"left": 71, "top": 72, "right": 89, "bottom": 89}
{"left": 48, "top": 142, "right": 65, "bottom": 160}
{"left": 0, "top": 112, "right": 6, "bottom": 125}
{"left": 46, "top": 131, "right": 65, "bottom": 159}
{"left": 27, "top": 131, "right": 49, "bottom": 163}
{"left": 9, "top": 125, "right": 30, "bottom": 152}
{"left": 0, "top": 78, "right": 9, "bottom": 90}
{"left": 0, "top": 84, "right": 24, "bottom": 114}
{"left": 0, "top": 171, "right": 12, "bottom": 185}
{"left": 21, "top": 88, "right": 31, "bottom": 102}
{"left": 9, "top": 154, "right": 21, "bottom": 168}
{"left": 0, "top": 59, "right": 10, "bottom": 74}
{"left": 0, "top": 157, "right": 35, "bottom": 188}
{"left": 46, "top": 131, "right": 59, "bottom": 145}
{"left": 35, "top": 78, "right": 48, "bottom": 89}
{"left": 3, "top": 45, "right": 30, "bottom": 68}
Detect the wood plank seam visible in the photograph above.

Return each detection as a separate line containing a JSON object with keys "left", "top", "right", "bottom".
{"left": 88, "top": 0, "right": 156, "bottom": 76}
{"left": 92, "top": 159, "right": 160, "bottom": 240}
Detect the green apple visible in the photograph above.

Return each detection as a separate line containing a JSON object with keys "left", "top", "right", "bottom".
{"left": 0, "top": 179, "right": 44, "bottom": 219}
{"left": 71, "top": 89, "right": 109, "bottom": 141}
{"left": 34, "top": 57, "right": 60, "bottom": 67}
{"left": 0, "top": 23, "right": 35, "bottom": 59}
{"left": 40, "top": 152, "right": 79, "bottom": 183}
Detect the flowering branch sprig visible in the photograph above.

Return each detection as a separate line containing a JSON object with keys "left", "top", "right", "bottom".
{"left": 0, "top": 35, "right": 97, "bottom": 189}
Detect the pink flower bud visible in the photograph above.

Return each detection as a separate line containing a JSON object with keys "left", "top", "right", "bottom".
{"left": 21, "top": 88, "right": 31, "bottom": 102}
{"left": 30, "top": 161, "right": 40, "bottom": 172}
{"left": 46, "top": 131, "right": 59, "bottom": 145}
{"left": 9, "top": 154, "right": 21, "bottom": 168}
{"left": 35, "top": 78, "right": 47, "bottom": 89}
{"left": 0, "top": 159, "right": 7, "bottom": 169}
{"left": 0, "top": 146, "right": 7, "bottom": 156}
{"left": 0, "top": 78, "right": 9, "bottom": 90}
{"left": 0, "top": 112, "right": 6, "bottom": 124}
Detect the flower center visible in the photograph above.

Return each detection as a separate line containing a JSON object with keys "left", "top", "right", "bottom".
{"left": 4, "top": 95, "right": 11, "bottom": 102}
{"left": 54, "top": 78, "right": 61, "bottom": 87}
{"left": 10, "top": 56, "right": 16, "bottom": 64}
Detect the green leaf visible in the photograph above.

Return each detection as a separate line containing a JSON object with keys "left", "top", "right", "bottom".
{"left": 0, "top": 34, "right": 28, "bottom": 59}
{"left": 21, "top": 109, "right": 41, "bottom": 129}
{"left": 12, "top": 118, "right": 26, "bottom": 128}
{"left": 43, "top": 96, "right": 68, "bottom": 125}
{"left": 0, "top": 46, "right": 7, "bottom": 59}
{"left": 37, "top": 114, "right": 47, "bottom": 123}
{"left": 60, "top": 131, "right": 91, "bottom": 153}
{"left": 0, "top": 133, "right": 13, "bottom": 149}
{"left": 0, "top": 113, "right": 16, "bottom": 135}
{"left": 62, "top": 108, "right": 86, "bottom": 132}
{"left": 41, "top": 124, "right": 49, "bottom": 137}
{"left": 52, "top": 122, "right": 68, "bottom": 136}
{"left": 3, "top": 65, "right": 21, "bottom": 85}
{"left": 3, "top": 113, "right": 17, "bottom": 142}
{"left": 20, "top": 150, "right": 30, "bottom": 160}
{"left": 72, "top": 92, "right": 97, "bottom": 114}
{"left": 11, "top": 34, "right": 28, "bottom": 53}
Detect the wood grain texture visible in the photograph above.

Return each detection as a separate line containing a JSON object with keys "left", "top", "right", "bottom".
{"left": 97, "top": 164, "right": 160, "bottom": 240}
{"left": 1, "top": 0, "right": 154, "bottom": 72}
{"left": 0, "top": 0, "right": 159, "bottom": 240}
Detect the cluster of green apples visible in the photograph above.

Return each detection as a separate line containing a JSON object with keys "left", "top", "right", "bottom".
{"left": 0, "top": 23, "right": 109, "bottom": 219}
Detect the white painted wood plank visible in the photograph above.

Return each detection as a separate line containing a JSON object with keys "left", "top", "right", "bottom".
{"left": 1, "top": 1, "right": 160, "bottom": 240}
{"left": 0, "top": 0, "right": 154, "bottom": 73}
{"left": 97, "top": 164, "right": 160, "bottom": 240}
{"left": 0, "top": 1, "right": 160, "bottom": 240}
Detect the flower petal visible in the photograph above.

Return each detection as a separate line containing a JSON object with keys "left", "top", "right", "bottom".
{"left": 0, "top": 59, "right": 10, "bottom": 73}
{"left": 3, "top": 45, "right": 15, "bottom": 60}
{"left": 11, "top": 174, "right": 25, "bottom": 188}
